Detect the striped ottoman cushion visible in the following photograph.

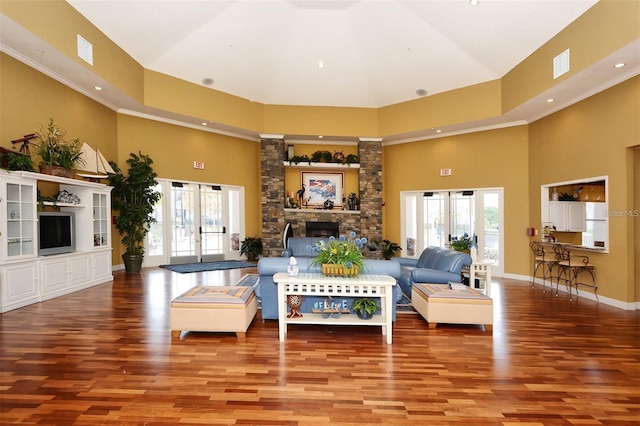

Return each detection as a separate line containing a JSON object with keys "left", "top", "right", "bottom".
{"left": 412, "top": 283, "right": 493, "bottom": 330}
{"left": 171, "top": 286, "right": 257, "bottom": 339}
{"left": 171, "top": 286, "right": 255, "bottom": 309}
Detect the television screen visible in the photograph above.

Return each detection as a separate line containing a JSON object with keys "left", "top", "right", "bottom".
{"left": 38, "top": 212, "right": 75, "bottom": 256}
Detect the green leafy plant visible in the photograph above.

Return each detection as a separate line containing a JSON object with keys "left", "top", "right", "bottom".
{"left": 352, "top": 298, "right": 380, "bottom": 316}
{"left": 309, "top": 231, "right": 366, "bottom": 271}
{"left": 345, "top": 153, "right": 359, "bottom": 164}
{"left": 381, "top": 239, "right": 402, "bottom": 260}
{"left": 240, "top": 236, "right": 263, "bottom": 260}
{"left": 450, "top": 233, "right": 473, "bottom": 252}
{"left": 108, "top": 152, "right": 161, "bottom": 257}
{"left": 1, "top": 151, "right": 35, "bottom": 171}
{"left": 33, "top": 119, "right": 85, "bottom": 169}
{"left": 311, "top": 150, "right": 333, "bottom": 162}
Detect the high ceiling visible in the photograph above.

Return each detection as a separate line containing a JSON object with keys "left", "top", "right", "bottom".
{"left": 66, "top": 0, "right": 599, "bottom": 108}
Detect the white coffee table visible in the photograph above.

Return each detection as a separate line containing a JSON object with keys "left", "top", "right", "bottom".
{"left": 273, "top": 272, "right": 396, "bottom": 344}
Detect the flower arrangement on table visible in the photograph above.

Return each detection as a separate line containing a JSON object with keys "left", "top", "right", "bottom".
{"left": 308, "top": 231, "right": 367, "bottom": 277}
{"left": 450, "top": 233, "right": 473, "bottom": 252}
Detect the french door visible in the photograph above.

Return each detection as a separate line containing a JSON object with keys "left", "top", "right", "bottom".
{"left": 143, "top": 180, "right": 244, "bottom": 266}
{"left": 401, "top": 188, "right": 503, "bottom": 274}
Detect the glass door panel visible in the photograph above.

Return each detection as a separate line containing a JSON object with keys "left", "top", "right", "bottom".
{"left": 170, "top": 183, "right": 198, "bottom": 264}
{"left": 200, "top": 185, "right": 225, "bottom": 262}
{"left": 423, "top": 192, "right": 446, "bottom": 248}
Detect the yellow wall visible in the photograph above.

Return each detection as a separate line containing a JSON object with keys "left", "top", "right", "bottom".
{"left": 528, "top": 76, "right": 639, "bottom": 302}
{"left": 383, "top": 126, "right": 531, "bottom": 276}
{"left": 115, "top": 115, "right": 261, "bottom": 255}
{"left": 502, "top": 0, "right": 640, "bottom": 113}
{"left": 0, "top": 53, "right": 117, "bottom": 170}
{"left": 1, "top": 0, "right": 145, "bottom": 103}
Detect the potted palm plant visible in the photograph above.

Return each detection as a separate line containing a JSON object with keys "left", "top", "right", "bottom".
{"left": 108, "top": 152, "right": 161, "bottom": 273}
{"left": 33, "top": 118, "right": 85, "bottom": 178}
{"left": 240, "top": 236, "right": 263, "bottom": 261}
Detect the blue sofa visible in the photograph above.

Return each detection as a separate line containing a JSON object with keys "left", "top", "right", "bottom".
{"left": 392, "top": 246, "right": 473, "bottom": 296}
{"left": 281, "top": 237, "right": 329, "bottom": 258}
{"left": 256, "top": 256, "right": 403, "bottom": 321}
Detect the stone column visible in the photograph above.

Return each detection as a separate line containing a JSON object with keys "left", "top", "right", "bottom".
{"left": 358, "top": 138, "right": 383, "bottom": 259}
{"left": 260, "top": 135, "right": 285, "bottom": 257}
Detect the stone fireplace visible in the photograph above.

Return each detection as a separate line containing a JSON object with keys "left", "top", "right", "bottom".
{"left": 260, "top": 137, "right": 383, "bottom": 258}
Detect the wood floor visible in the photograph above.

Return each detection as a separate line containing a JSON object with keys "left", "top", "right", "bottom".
{"left": 1, "top": 267, "right": 638, "bottom": 425}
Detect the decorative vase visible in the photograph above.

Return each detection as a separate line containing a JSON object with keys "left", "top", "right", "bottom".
{"left": 39, "top": 165, "right": 75, "bottom": 179}
{"left": 321, "top": 263, "right": 359, "bottom": 277}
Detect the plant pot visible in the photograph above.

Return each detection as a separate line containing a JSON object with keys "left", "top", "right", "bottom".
{"left": 247, "top": 253, "right": 257, "bottom": 261}
{"left": 122, "top": 253, "right": 144, "bottom": 274}
{"left": 321, "top": 264, "right": 359, "bottom": 277}
{"left": 356, "top": 310, "right": 373, "bottom": 320}
{"left": 39, "top": 165, "right": 75, "bottom": 179}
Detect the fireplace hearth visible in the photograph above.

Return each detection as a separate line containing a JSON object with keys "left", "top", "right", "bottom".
{"left": 306, "top": 221, "right": 339, "bottom": 238}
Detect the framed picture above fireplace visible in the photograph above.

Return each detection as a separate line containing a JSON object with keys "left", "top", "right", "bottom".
{"left": 302, "top": 172, "right": 344, "bottom": 207}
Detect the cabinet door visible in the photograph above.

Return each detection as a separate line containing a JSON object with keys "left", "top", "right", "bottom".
{"left": 92, "top": 192, "right": 110, "bottom": 248}
{"left": 549, "top": 201, "right": 567, "bottom": 230}
{"left": 3, "top": 179, "right": 36, "bottom": 260}
{"left": 567, "top": 203, "right": 586, "bottom": 232}
{"left": 92, "top": 250, "right": 112, "bottom": 281}
{"left": 69, "top": 254, "right": 91, "bottom": 287}
{"left": 41, "top": 257, "right": 69, "bottom": 296}
{"left": 1, "top": 262, "right": 38, "bottom": 312}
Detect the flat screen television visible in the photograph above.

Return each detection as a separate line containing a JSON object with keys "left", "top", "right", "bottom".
{"left": 38, "top": 212, "right": 75, "bottom": 256}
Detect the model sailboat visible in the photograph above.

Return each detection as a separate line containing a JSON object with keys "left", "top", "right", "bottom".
{"left": 77, "top": 143, "right": 115, "bottom": 181}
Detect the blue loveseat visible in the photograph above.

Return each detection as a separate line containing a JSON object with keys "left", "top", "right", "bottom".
{"left": 392, "top": 246, "right": 473, "bottom": 296}
{"left": 281, "top": 237, "right": 329, "bottom": 258}
{"left": 256, "top": 256, "right": 403, "bottom": 321}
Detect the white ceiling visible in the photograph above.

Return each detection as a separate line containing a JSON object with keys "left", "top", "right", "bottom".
{"left": 1, "top": 1, "right": 638, "bottom": 143}
{"left": 66, "top": 0, "right": 600, "bottom": 108}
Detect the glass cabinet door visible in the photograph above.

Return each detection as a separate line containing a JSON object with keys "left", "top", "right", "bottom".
{"left": 5, "top": 181, "right": 36, "bottom": 258}
{"left": 92, "top": 193, "right": 109, "bottom": 247}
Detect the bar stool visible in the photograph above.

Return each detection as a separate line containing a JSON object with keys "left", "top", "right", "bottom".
{"left": 553, "top": 244, "right": 598, "bottom": 301}
{"left": 529, "top": 241, "right": 557, "bottom": 293}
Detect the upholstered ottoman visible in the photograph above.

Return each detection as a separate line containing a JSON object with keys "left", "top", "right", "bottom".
{"left": 412, "top": 283, "right": 493, "bottom": 330}
{"left": 171, "top": 286, "right": 257, "bottom": 338}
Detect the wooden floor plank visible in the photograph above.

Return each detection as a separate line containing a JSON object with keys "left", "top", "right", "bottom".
{"left": 1, "top": 266, "right": 639, "bottom": 425}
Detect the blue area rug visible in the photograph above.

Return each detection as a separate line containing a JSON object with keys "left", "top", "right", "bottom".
{"left": 159, "top": 260, "right": 256, "bottom": 274}
{"left": 235, "top": 273, "right": 259, "bottom": 288}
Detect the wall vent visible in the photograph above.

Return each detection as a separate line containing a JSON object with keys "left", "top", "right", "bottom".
{"left": 553, "top": 49, "right": 570, "bottom": 79}
{"left": 77, "top": 34, "right": 93, "bottom": 65}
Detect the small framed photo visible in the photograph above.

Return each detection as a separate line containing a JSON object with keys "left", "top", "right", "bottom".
{"left": 301, "top": 172, "right": 343, "bottom": 207}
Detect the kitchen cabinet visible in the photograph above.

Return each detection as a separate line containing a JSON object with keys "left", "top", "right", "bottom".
{"left": 549, "top": 201, "right": 586, "bottom": 232}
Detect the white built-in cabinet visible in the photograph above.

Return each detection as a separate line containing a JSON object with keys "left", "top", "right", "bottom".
{"left": 0, "top": 170, "right": 113, "bottom": 313}
{"left": 549, "top": 201, "right": 586, "bottom": 232}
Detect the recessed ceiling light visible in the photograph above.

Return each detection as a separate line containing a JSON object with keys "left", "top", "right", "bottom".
{"left": 201, "top": 122, "right": 207, "bottom": 126}
{"left": 318, "top": 60, "right": 324, "bottom": 68}
{"left": 613, "top": 63, "right": 626, "bottom": 68}
{"left": 202, "top": 78, "right": 214, "bottom": 86}
{"left": 94, "top": 86, "right": 102, "bottom": 91}
{"left": 318, "top": 135, "right": 323, "bottom": 139}
{"left": 416, "top": 89, "right": 428, "bottom": 97}
{"left": 469, "top": 0, "right": 479, "bottom": 5}
{"left": 546, "top": 98, "right": 555, "bottom": 103}
{"left": 436, "top": 129, "right": 442, "bottom": 133}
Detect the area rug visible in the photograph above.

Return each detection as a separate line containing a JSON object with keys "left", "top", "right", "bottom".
{"left": 159, "top": 260, "right": 256, "bottom": 274}
{"left": 234, "top": 273, "right": 259, "bottom": 288}
{"left": 396, "top": 292, "right": 416, "bottom": 313}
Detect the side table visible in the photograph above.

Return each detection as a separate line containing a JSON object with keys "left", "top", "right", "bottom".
{"left": 468, "top": 263, "right": 492, "bottom": 296}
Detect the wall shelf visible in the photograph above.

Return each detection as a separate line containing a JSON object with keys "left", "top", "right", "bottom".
{"left": 284, "top": 161, "right": 360, "bottom": 169}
